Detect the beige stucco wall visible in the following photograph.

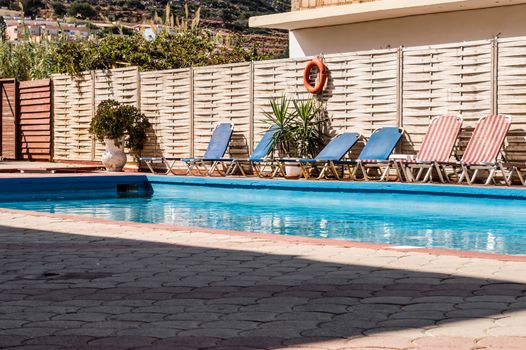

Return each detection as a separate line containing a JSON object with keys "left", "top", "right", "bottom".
{"left": 290, "top": 4, "right": 526, "bottom": 57}
{"left": 292, "top": 0, "right": 376, "bottom": 11}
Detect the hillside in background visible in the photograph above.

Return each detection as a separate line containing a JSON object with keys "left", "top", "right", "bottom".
{"left": 1, "top": 0, "right": 290, "bottom": 57}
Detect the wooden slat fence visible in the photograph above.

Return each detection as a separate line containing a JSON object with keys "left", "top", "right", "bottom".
{"left": 52, "top": 72, "right": 93, "bottom": 161}
{"left": 402, "top": 40, "right": 493, "bottom": 156}
{"left": 0, "top": 79, "right": 18, "bottom": 160}
{"left": 140, "top": 69, "right": 192, "bottom": 159}
{"left": 497, "top": 37, "right": 526, "bottom": 162}
{"left": 193, "top": 62, "right": 252, "bottom": 158}
{"left": 93, "top": 68, "right": 140, "bottom": 161}
{"left": 51, "top": 35, "right": 526, "bottom": 166}
{"left": 18, "top": 80, "right": 52, "bottom": 161}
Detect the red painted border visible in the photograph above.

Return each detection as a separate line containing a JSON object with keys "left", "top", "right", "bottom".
{"left": 1, "top": 208, "right": 525, "bottom": 262}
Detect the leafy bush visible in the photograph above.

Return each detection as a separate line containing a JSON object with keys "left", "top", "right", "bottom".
{"left": 51, "top": 2, "right": 67, "bottom": 17}
{"left": 0, "top": 5, "right": 276, "bottom": 81}
{"left": 67, "top": 1, "right": 97, "bottom": 19}
{"left": 89, "top": 100, "right": 151, "bottom": 155}
{"left": 0, "top": 28, "right": 266, "bottom": 80}
{"left": 19, "top": 0, "right": 43, "bottom": 18}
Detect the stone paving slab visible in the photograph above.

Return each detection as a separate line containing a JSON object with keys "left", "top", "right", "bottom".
{"left": 0, "top": 211, "right": 525, "bottom": 349}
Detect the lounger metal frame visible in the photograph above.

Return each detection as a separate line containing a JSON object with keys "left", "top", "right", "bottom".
{"left": 345, "top": 127, "right": 405, "bottom": 182}
{"left": 182, "top": 121, "right": 234, "bottom": 176}
{"left": 278, "top": 133, "right": 361, "bottom": 180}
{"left": 140, "top": 121, "right": 234, "bottom": 176}
{"left": 221, "top": 125, "right": 280, "bottom": 177}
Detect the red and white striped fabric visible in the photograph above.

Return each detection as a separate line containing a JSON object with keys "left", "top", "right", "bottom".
{"left": 462, "top": 114, "right": 512, "bottom": 165}
{"left": 417, "top": 115, "right": 463, "bottom": 162}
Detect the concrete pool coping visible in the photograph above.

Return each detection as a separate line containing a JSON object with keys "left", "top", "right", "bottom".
{"left": 0, "top": 173, "right": 525, "bottom": 262}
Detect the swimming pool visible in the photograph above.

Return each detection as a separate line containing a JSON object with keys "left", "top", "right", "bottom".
{"left": 0, "top": 175, "right": 525, "bottom": 255}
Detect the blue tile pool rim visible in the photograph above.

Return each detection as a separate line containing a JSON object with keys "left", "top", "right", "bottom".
{"left": 0, "top": 174, "right": 525, "bottom": 200}
{"left": 146, "top": 175, "right": 526, "bottom": 200}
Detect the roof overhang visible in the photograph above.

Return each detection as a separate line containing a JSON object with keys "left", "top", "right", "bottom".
{"left": 249, "top": 0, "right": 526, "bottom": 30}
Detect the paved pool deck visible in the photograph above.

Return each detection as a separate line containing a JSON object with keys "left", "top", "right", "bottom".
{"left": 0, "top": 207, "right": 525, "bottom": 349}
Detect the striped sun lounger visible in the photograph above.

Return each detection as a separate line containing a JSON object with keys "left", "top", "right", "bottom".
{"left": 440, "top": 114, "right": 511, "bottom": 185}
{"left": 401, "top": 115, "right": 463, "bottom": 183}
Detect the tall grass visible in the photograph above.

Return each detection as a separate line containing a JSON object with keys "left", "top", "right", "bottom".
{"left": 0, "top": 36, "right": 60, "bottom": 81}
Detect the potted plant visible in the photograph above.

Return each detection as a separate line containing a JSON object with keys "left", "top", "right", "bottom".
{"left": 264, "top": 96, "right": 326, "bottom": 177}
{"left": 89, "top": 99, "right": 151, "bottom": 172}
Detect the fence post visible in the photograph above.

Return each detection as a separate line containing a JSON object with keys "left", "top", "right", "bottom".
{"left": 249, "top": 61, "right": 255, "bottom": 152}
{"left": 397, "top": 46, "right": 404, "bottom": 128}
{"left": 90, "top": 71, "right": 96, "bottom": 161}
{"left": 189, "top": 67, "right": 195, "bottom": 158}
{"left": 136, "top": 67, "right": 141, "bottom": 112}
{"left": 491, "top": 37, "right": 498, "bottom": 115}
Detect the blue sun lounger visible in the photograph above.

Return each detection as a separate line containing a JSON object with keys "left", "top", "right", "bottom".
{"left": 336, "top": 127, "right": 403, "bottom": 181}
{"left": 141, "top": 122, "right": 234, "bottom": 175}
{"left": 225, "top": 124, "right": 280, "bottom": 177}
{"left": 274, "top": 132, "right": 361, "bottom": 180}
{"left": 181, "top": 122, "right": 234, "bottom": 176}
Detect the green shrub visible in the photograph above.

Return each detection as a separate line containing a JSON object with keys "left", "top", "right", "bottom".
{"left": 51, "top": 2, "right": 67, "bottom": 17}
{"left": 89, "top": 100, "right": 151, "bottom": 156}
{"left": 0, "top": 6, "right": 273, "bottom": 81}
{"left": 67, "top": 1, "right": 97, "bottom": 19}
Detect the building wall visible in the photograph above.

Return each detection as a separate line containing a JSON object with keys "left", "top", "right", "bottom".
{"left": 6, "top": 26, "right": 20, "bottom": 41}
{"left": 290, "top": 4, "right": 526, "bottom": 57}
{"left": 292, "top": 0, "right": 375, "bottom": 11}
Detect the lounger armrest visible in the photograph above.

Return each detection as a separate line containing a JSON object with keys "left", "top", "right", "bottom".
{"left": 465, "top": 161, "right": 498, "bottom": 166}
{"left": 140, "top": 157, "right": 164, "bottom": 161}
{"left": 202, "top": 158, "right": 234, "bottom": 162}
{"left": 435, "top": 161, "right": 459, "bottom": 166}
{"left": 231, "top": 158, "right": 271, "bottom": 163}
{"left": 403, "top": 160, "right": 432, "bottom": 165}
{"left": 333, "top": 160, "right": 357, "bottom": 165}
{"left": 359, "top": 159, "right": 392, "bottom": 164}
{"left": 164, "top": 157, "right": 182, "bottom": 161}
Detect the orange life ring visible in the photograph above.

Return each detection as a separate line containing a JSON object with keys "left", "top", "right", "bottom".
{"left": 303, "top": 58, "right": 327, "bottom": 94}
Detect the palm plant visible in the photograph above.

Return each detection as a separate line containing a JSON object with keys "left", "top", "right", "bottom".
{"left": 292, "top": 98, "right": 325, "bottom": 158}
{"left": 263, "top": 96, "right": 296, "bottom": 157}
{"left": 264, "top": 96, "right": 327, "bottom": 159}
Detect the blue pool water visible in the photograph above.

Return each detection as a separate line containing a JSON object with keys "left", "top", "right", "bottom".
{"left": 0, "top": 176, "right": 525, "bottom": 255}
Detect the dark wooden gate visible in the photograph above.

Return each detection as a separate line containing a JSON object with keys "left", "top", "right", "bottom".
{"left": 0, "top": 79, "right": 52, "bottom": 161}
{"left": 18, "top": 80, "right": 52, "bottom": 161}
{"left": 0, "top": 79, "right": 18, "bottom": 160}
